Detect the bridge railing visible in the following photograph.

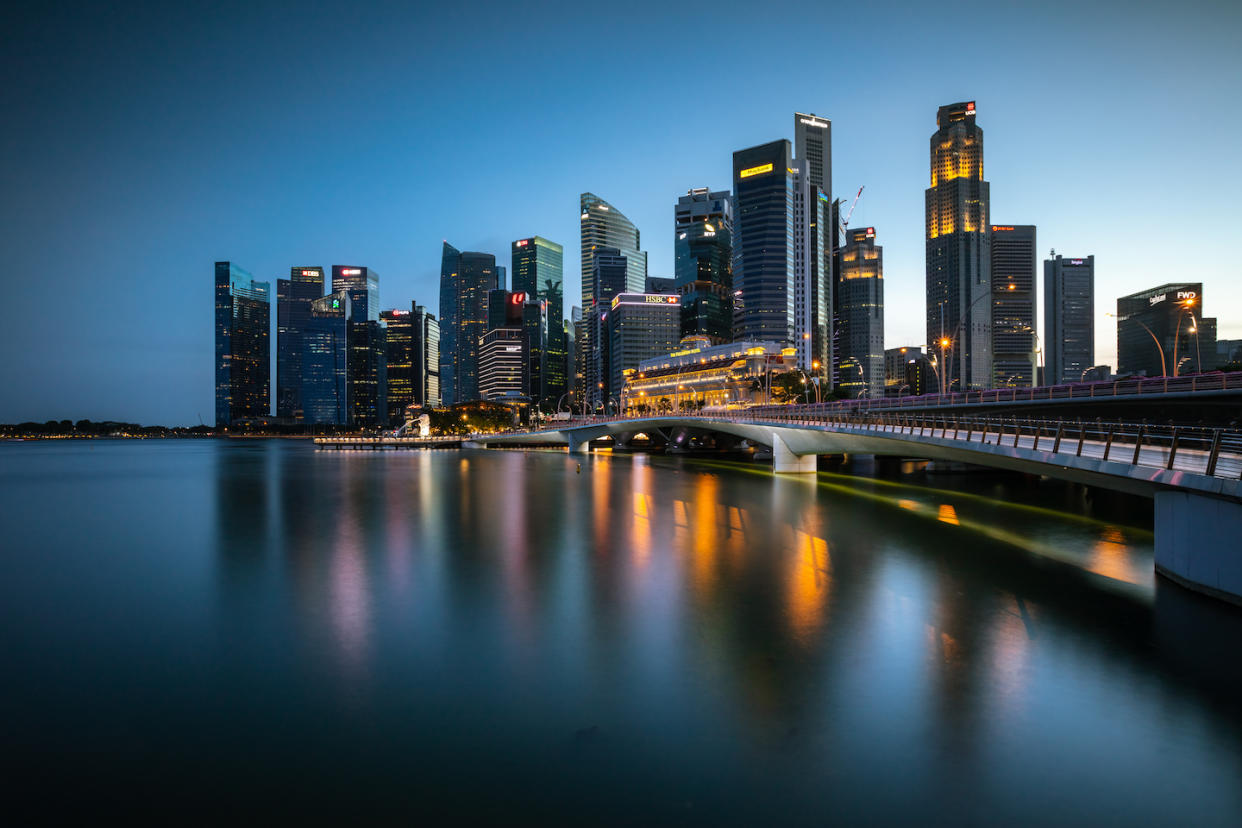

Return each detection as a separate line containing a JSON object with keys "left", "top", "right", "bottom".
{"left": 715, "top": 409, "right": 1242, "bottom": 481}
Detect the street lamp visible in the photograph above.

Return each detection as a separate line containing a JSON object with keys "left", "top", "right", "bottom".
{"left": 1173, "top": 298, "right": 1200, "bottom": 376}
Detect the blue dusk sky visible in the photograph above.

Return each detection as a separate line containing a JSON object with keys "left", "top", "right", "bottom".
{"left": 3, "top": 0, "right": 1239, "bottom": 424}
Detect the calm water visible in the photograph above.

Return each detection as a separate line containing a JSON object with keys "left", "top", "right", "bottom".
{"left": 3, "top": 440, "right": 1242, "bottom": 824}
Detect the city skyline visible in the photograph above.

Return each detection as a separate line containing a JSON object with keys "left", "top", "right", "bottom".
{"left": 5, "top": 0, "right": 1241, "bottom": 423}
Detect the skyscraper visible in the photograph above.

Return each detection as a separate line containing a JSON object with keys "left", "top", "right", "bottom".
{"left": 732, "top": 139, "right": 796, "bottom": 344}
{"left": 276, "top": 267, "right": 324, "bottom": 421}
{"left": 674, "top": 188, "right": 733, "bottom": 344}
{"left": 1117, "top": 284, "right": 1216, "bottom": 378}
{"left": 438, "top": 245, "right": 497, "bottom": 404}
{"left": 607, "top": 291, "right": 681, "bottom": 402}
{"left": 589, "top": 247, "right": 631, "bottom": 405}
{"left": 793, "top": 162, "right": 831, "bottom": 378}
{"left": 214, "top": 262, "right": 270, "bottom": 428}
{"left": 794, "top": 112, "right": 830, "bottom": 192}
{"left": 302, "top": 290, "right": 350, "bottom": 425}
{"left": 1044, "top": 255, "right": 1095, "bottom": 385}
{"left": 837, "top": 227, "right": 885, "bottom": 398}
{"left": 512, "top": 236, "right": 566, "bottom": 406}
{"left": 413, "top": 304, "right": 441, "bottom": 409}
{"left": 990, "top": 225, "right": 1037, "bottom": 387}
{"left": 580, "top": 194, "right": 646, "bottom": 407}
{"left": 381, "top": 307, "right": 414, "bottom": 427}
{"left": 332, "top": 265, "right": 386, "bottom": 427}
{"left": 926, "top": 101, "right": 991, "bottom": 391}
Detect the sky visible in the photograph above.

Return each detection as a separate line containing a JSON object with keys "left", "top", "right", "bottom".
{"left": 3, "top": 0, "right": 1240, "bottom": 425}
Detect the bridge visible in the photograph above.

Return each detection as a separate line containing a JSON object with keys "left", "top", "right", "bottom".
{"left": 469, "top": 407, "right": 1242, "bottom": 606}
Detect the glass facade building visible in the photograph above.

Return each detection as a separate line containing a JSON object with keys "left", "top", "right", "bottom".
{"left": 214, "top": 261, "right": 270, "bottom": 427}
{"left": 276, "top": 266, "right": 325, "bottom": 420}
{"left": 990, "top": 225, "right": 1037, "bottom": 388}
{"left": 512, "top": 236, "right": 566, "bottom": 407}
{"left": 926, "top": 101, "right": 992, "bottom": 391}
{"left": 590, "top": 248, "right": 631, "bottom": 406}
{"left": 331, "top": 265, "right": 385, "bottom": 427}
{"left": 302, "top": 291, "right": 350, "bottom": 425}
{"left": 1044, "top": 255, "right": 1095, "bottom": 385}
{"left": 438, "top": 244, "right": 498, "bottom": 404}
{"left": 732, "top": 140, "right": 796, "bottom": 345}
{"left": 837, "top": 227, "right": 885, "bottom": 398}
{"left": 607, "top": 293, "right": 681, "bottom": 409}
{"left": 580, "top": 194, "right": 646, "bottom": 408}
{"left": 674, "top": 189, "right": 734, "bottom": 345}
{"left": 381, "top": 307, "right": 414, "bottom": 427}
{"left": 1117, "top": 283, "right": 1216, "bottom": 378}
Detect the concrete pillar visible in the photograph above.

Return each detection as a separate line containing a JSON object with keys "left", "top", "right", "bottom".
{"left": 1155, "top": 490, "right": 1242, "bottom": 606}
{"left": 771, "top": 431, "right": 817, "bottom": 474}
{"left": 566, "top": 432, "right": 590, "bottom": 455}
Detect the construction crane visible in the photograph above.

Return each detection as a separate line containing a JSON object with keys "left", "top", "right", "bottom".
{"left": 839, "top": 185, "right": 864, "bottom": 237}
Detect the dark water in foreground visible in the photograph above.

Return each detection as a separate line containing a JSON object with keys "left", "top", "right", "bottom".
{"left": 3, "top": 440, "right": 1242, "bottom": 824}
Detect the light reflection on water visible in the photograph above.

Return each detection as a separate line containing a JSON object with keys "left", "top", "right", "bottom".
{"left": 1, "top": 440, "right": 1240, "bottom": 824}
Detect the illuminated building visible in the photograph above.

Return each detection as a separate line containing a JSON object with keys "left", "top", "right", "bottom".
{"left": 794, "top": 111, "right": 830, "bottom": 192}
{"left": 837, "top": 227, "right": 884, "bottom": 397}
{"left": 570, "top": 305, "right": 583, "bottom": 405}
{"left": 276, "top": 267, "right": 324, "bottom": 420}
{"left": 1044, "top": 254, "right": 1094, "bottom": 384}
{"left": 607, "top": 292, "right": 681, "bottom": 404}
{"left": 478, "top": 327, "right": 526, "bottom": 401}
{"left": 438, "top": 244, "right": 498, "bottom": 404}
{"left": 381, "top": 308, "right": 415, "bottom": 426}
{"left": 926, "top": 101, "right": 991, "bottom": 390}
{"left": 884, "top": 346, "right": 923, "bottom": 389}
{"left": 214, "top": 262, "right": 270, "bottom": 427}
{"left": 522, "top": 297, "right": 547, "bottom": 406}
{"left": 793, "top": 162, "right": 831, "bottom": 380}
{"left": 675, "top": 188, "right": 734, "bottom": 344}
{"left": 331, "top": 265, "right": 386, "bottom": 427}
{"left": 302, "top": 290, "right": 349, "bottom": 425}
{"left": 512, "top": 236, "right": 566, "bottom": 406}
{"left": 733, "top": 139, "right": 796, "bottom": 344}
{"left": 623, "top": 340, "right": 796, "bottom": 412}
{"left": 1117, "top": 283, "right": 1216, "bottom": 378}
{"left": 990, "top": 225, "right": 1037, "bottom": 387}
{"left": 580, "top": 194, "right": 646, "bottom": 408}
{"left": 589, "top": 247, "right": 631, "bottom": 406}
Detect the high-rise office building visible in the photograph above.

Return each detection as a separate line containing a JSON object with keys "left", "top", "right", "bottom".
{"left": 438, "top": 244, "right": 497, "bottom": 404}
{"left": 581, "top": 194, "right": 646, "bottom": 408}
{"left": 1116, "top": 283, "right": 1216, "bottom": 378}
{"left": 733, "top": 139, "right": 796, "bottom": 344}
{"left": 794, "top": 112, "right": 830, "bottom": 192}
{"left": 214, "top": 262, "right": 270, "bottom": 428}
{"left": 837, "top": 227, "right": 885, "bottom": 398}
{"left": 478, "top": 328, "right": 526, "bottom": 401}
{"left": 276, "top": 267, "right": 324, "bottom": 421}
{"left": 413, "top": 305, "right": 440, "bottom": 408}
{"left": 571, "top": 305, "right": 584, "bottom": 406}
{"left": 607, "top": 292, "right": 681, "bottom": 407}
{"left": 1044, "top": 254, "right": 1095, "bottom": 385}
{"left": 793, "top": 162, "right": 831, "bottom": 378}
{"left": 885, "top": 346, "right": 924, "bottom": 391}
{"left": 990, "top": 225, "right": 1037, "bottom": 387}
{"left": 513, "top": 236, "right": 566, "bottom": 406}
{"left": 926, "top": 101, "right": 991, "bottom": 391}
{"left": 381, "top": 307, "right": 415, "bottom": 427}
{"left": 302, "top": 290, "right": 350, "bottom": 425}
{"left": 675, "top": 188, "right": 734, "bottom": 344}
{"left": 589, "top": 247, "right": 631, "bottom": 405}
{"left": 331, "top": 265, "right": 385, "bottom": 427}
{"left": 522, "top": 297, "right": 547, "bottom": 406}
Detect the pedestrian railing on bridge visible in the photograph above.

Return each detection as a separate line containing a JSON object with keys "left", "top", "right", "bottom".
{"left": 479, "top": 410, "right": 1242, "bottom": 482}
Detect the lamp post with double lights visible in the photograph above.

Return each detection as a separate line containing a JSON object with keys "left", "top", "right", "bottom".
{"left": 1173, "top": 297, "right": 1201, "bottom": 376}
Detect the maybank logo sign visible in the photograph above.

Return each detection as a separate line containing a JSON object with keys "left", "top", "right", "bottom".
{"left": 798, "top": 117, "right": 828, "bottom": 129}
{"left": 739, "top": 162, "right": 773, "bottom": 179}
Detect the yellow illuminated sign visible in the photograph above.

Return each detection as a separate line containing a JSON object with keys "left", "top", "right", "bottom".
{"left": 739, "top": 163, "right": 773, "bottom": 178}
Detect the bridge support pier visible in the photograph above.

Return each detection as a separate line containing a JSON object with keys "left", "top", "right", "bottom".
{"left": 566, "top": 433, "right": 590, "bottom": 455}
{"left": 771, "top": 432, "right": 817, "bottom": 474}
{"left": 1155, "top": 491, "right": 1242, "bottom": 606}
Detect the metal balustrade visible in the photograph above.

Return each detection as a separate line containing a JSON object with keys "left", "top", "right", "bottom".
{"left": 480, "top": 409, "right": 1242, "bottom": 482}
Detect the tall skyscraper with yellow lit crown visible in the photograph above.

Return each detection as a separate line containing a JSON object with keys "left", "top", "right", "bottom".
{"left": 926, "top": 101, "right": 991, "bottom": 391}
